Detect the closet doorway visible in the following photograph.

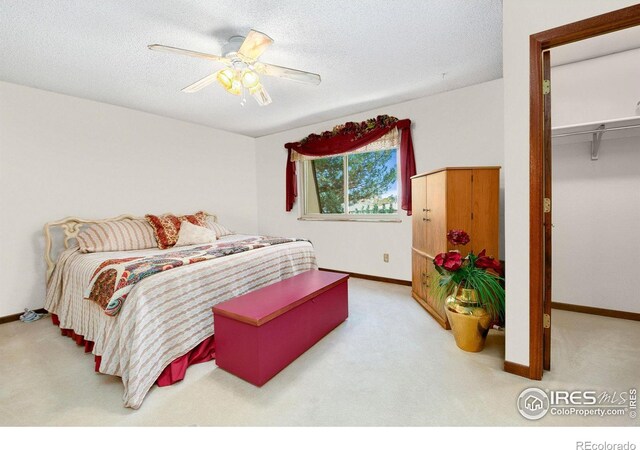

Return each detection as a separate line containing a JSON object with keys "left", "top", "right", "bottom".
{"left": 529, "top": 4, "right": 640, "bottom": 380}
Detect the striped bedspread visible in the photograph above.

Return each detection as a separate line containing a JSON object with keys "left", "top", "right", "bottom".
{"left": 45, "top": 235, "right": 317, "bottom": 409}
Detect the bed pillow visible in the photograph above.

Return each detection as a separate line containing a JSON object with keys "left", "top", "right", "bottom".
{"left": 145, "top": 211, "right": 208, "bottom": 249}
{"left": 77, "top": 219, "right": 157, "bottom": 253}
{"left": 204, "top": 216, "right": 233, "bottom": 238}
{"left": 174, "top": 221, "right": 218, "bottom": 247}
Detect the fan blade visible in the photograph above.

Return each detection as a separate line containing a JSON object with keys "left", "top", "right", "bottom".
{"left": 254, "top": 62, "right": 321, "bottom": 85}
{"left": 238, "top": 29, "right": 274, "bottom": 60}
{"left": 148, "top": 44, "right": 228, "bottom": 63}
{"left": 251, "top": 84, "right": 272, "bottom": 106}
{"left": 181, "top": 72, "right": 218, "bottom": 93}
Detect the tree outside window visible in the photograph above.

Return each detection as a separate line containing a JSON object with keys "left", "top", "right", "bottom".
{"left": 302, "top": 148, "right": 399, "bottom": 218}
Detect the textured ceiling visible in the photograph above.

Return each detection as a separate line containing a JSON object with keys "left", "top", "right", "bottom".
{"left": 0, "top": 0, "right": 503, "bottom": 137}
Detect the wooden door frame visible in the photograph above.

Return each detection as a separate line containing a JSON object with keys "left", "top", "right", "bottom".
{"left": 528, "top": 4, "right": 640, "bottom": 380}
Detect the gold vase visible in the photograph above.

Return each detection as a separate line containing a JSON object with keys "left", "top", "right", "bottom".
{"left": 445, "top": 287, "right": 491, "bottom": 352}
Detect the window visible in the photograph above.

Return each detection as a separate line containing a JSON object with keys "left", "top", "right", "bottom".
{"left": 300, "top": 148, "right": 400, "bottom": 220}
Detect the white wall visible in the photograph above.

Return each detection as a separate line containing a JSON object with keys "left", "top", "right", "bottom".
{"left": 0, "top": 81, "right": 257, "bottom": 317}
{"left": 552, "top": 48, "right": 640, "bottom": 126}
{"left": 255, "top": 79, "right": 504, "bottom": 281}
{"left": 551, "top": 49, "right": 640, "bottom": 313}
{"left": 0, "top": 78, "right": 504, "bottom": 318}
{"left": 503, "top": 0, "right": 638, "bottom": 366}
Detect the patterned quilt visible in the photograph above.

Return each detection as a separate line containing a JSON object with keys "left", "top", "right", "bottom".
{"left": 85, "top": 237, "right": 306, "bottom": 316}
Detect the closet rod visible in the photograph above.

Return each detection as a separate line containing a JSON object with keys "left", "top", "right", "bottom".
{"left": 553, "top": 123, "right": 640, "bottom": 138}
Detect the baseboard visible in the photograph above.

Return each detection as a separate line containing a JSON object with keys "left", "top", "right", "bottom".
{"left": 318, "top": 268, "right": 411, "bottom": 286}
{"left": 0, "top": 308, "right": 48, "bottom": 325}
{"left": 504, "top": 360, "right": 531, "bottom": 378}
{"left": 552, "top": 302, "right": 639, "bottom": 321}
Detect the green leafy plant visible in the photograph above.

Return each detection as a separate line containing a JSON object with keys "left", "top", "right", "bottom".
{"left": 432, "top": 230, "right": 505, "bottom": 323}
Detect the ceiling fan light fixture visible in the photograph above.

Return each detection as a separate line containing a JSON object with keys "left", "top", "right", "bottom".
{"left": 216, "top": 68, "right": 242, "bottom": 96}
{"left": 149, "top": 28, "right": 321, "bottom": 106}
{"left": 241, "top": 70, "right": 260, "bottom": 89}
{"left": 216, "top": 68, "right": 235, "bottom": 90}
{"left": 228, "top": 79, "right": 243, "bottom": 96}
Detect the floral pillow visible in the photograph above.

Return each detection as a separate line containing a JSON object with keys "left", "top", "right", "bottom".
{"left": 145, "top": 211, "right": 207, "bottom": 249}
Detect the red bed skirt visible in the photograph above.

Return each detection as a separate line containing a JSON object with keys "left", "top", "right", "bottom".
{"left": 50, "top": 314, "right": 216, "bottom": 387}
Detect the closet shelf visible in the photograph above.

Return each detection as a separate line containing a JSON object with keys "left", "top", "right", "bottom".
{"left": 552, "top": 116, "right": 640, "bottom": 160}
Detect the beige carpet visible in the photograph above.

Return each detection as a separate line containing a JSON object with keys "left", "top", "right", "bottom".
{"left": 0, "top": 278, "right": 638, "bottom": 426}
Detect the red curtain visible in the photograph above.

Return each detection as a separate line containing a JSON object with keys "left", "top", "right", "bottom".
{"left": 284, "top": 117, "right": 416, "bottom": 215}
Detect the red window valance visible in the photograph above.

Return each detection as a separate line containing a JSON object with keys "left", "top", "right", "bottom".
{"left": 284, "top": 115, "right": 416, "bottom": 215}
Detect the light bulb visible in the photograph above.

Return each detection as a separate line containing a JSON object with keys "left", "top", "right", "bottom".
{"left": 216, "top": 68, "right": 234, "bottom": 90}
{"left": 227, "top": 79, "right": 242, "bottom": 96}
{"left": 217, "top": 68, "right": 242, "bottom": 96}
{"left": 241, "top": 70, "right": 260, "bottom": 89}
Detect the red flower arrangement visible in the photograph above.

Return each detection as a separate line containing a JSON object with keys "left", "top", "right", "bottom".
{"left": 434, "top": 251, "right": 463, "bottom": 271}
{"left": 432, "top": 229, "right": 505, "bottom": 322}
{"left": 446, "top": 229, "right": 470, "bottom": 246}
{"left": 297, "top": 115, "right": 399, "bottom": 145}
{"left": 475, "top": 249, "right": 502, "bottom": 274}
{"left": 434, "top": 229, "right": 501, "bottom": 275}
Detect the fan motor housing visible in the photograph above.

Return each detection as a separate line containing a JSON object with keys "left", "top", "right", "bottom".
{"left": 222, "top": 36, "right": 246, "bottom": 57}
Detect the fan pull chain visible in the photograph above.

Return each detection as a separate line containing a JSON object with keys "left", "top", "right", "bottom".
{"left": 240, "top": 87, "right": 247, "bottom": 107}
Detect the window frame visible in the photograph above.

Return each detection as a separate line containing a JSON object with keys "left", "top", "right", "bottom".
{"left": 298, "top": 147, "right": 402, "bottom": 222}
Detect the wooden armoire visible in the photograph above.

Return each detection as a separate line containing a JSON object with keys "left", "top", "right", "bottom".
{"left": 411, "top": 167, "right": 500, "bottom": 329}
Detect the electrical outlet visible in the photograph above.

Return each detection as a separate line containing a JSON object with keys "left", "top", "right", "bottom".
{"left": 383, "top": 253, "right": 389, "bottom": 263}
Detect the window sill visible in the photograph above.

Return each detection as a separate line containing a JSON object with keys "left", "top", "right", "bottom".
{"left": 298, "top": 216, "right": 402, "bottom": 223}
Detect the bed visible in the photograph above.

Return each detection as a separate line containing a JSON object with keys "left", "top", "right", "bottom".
{"left": 43, "top": 212, "right": 317, "bottom": 409}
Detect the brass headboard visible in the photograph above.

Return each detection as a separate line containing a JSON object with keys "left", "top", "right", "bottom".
{"left": 43, "top": 212, "right": 217, "bottom": 281}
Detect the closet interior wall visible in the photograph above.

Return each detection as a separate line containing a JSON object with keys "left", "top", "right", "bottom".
{"left": 551, "top": 47, "right": 640, "bottom": 313}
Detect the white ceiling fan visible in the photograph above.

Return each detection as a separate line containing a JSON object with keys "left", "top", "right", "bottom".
{"left": 148, "top": 29, "right": 321, "bottom": 106}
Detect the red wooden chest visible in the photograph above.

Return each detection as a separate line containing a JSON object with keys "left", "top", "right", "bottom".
{"left": 212, "top": 270, "right": 349, "bottom": 386}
